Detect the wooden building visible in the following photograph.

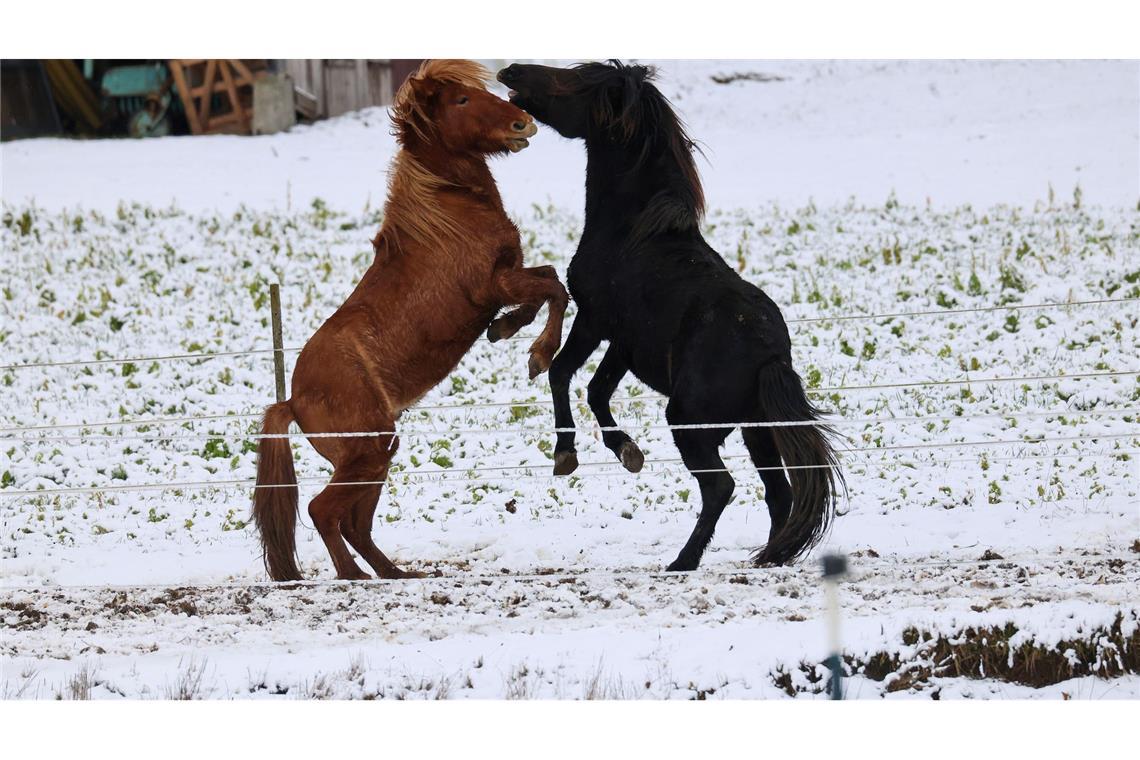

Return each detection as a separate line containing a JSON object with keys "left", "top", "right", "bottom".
{"left": 278, "top": 60, "right": 423, "bottom": 120}
{"left": 1, "top": 59, "right": 424, "bottom": 140}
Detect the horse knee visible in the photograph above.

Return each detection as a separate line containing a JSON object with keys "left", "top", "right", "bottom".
{"left": 700, "top": 473, "right": 734, "bottom": 508}
{"left": 717, "top": 475, "right": 736, "bottom": 506}
{"left": 551, "top": 282, "right": 569, "bottom": 310}
{"left": 586, "top": 380, "right": 611, "bottom": 411}
{"left": 549, "top": 361, "right": 573, "bottom": 393}
{"left": 308, "top": 498, "right": 342, "bottom": 533}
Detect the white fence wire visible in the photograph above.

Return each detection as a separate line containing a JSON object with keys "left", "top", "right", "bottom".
{"left": 3, "top": 369, "right": 1136, "bottom": 436}
{"left": 2, "top": 296, "right": 1133, "bottom": 372}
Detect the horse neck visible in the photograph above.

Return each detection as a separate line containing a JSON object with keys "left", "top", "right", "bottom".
{"left": 582, "top": 136, "right": 699, "bottom": 243}
{"left": 404, "top": 141, "right": 501, "bottom": 206}
{"left": 375, "top": 145, "right": 503, "bottom": 264}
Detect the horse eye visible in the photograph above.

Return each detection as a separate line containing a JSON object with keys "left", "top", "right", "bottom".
{"left": 457, "top": 96, "right": 469, "bottom": 106}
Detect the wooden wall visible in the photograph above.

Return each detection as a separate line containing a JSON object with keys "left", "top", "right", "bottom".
{"left": 278, "top": 59, "right": 421, "bottom": 119}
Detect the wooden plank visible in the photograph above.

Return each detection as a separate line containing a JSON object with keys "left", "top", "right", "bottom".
{"left": 228, "top": 59, "right": 257, "bottom": 86}
{"left": 200, "top": 59, "right": 217, "bottom": 130}
{"left": 168, "top": 60, "right": 201, "bottom": 134}
{"left": 216, "top": 60, "right": 246, "bottom": 132}
{"left": 293, "top": 85, "right": 319, "bottom": 120}
{"left": 310, "top": 59, "right": 325, "bottom": 117}
{"left": 355, "top": 59, "right": 368, "bottom": 110}
{"left": 367, "top": 60, "right": 393, "bottom": 105}
{"left": 190, "top": 82, "right": 226, "bottom": 97}
{"left": 324, "top": 60, "right": 361, "bottom": 118}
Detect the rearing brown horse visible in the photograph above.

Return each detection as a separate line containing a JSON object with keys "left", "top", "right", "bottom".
{"left": 254, "top": 60, "right": 568, "bottom": 581}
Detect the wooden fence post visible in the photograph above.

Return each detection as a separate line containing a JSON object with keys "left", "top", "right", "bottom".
{"left": 269, "top": 283, "right": 286, "bottom": 403}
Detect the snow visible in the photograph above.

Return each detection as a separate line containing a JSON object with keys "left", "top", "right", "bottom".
{"left": 3, "top": 60, "right": 1137, "bottom": 214}
{"left": 1, "top": 60, "right": 1138, "bottom": 699}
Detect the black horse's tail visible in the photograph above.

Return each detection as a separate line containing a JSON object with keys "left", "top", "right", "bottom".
{"left": 752, "top": 360, "right": 844, "bottom": 566}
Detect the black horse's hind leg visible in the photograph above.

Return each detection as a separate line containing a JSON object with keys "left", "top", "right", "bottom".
{"left": 587, "top": 345, "right": 644, "bottom": 472}
{"left": 741, "top": 426, "right": 793, "bottom": 555}
{"left": 548, "top": 318, "right": 601, "bottom": 475}
{"left": 666, "top": 426, "right": 735, "bottom": 571}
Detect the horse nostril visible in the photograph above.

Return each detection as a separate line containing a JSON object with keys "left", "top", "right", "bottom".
{"left": 512, "top": 121, "right": 527, "bottom": 132}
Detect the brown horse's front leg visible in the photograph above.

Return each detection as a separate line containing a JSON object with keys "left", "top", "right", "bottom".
{"left": 491, "top": 265, "right": 568, "bottom": 379}
{"left": 486, "top": 266, "right": 561, "bottom": 342}
{"left": 487, "top": 304, "right": 539, "bottom": 342}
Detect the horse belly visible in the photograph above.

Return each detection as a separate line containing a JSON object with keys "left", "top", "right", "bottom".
{"left": 625, "top": 349, "right": 673, "bottom": 395}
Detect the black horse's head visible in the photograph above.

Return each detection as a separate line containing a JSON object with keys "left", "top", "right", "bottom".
{"left": 497, "top": 61, "right": 660, "bottom": 142}
{"left": 499, "top": 60, "right": 705, "bottom": 218}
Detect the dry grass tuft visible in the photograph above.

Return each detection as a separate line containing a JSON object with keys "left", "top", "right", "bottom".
{"left": 164, "top": 657, "right": 211, "bottom": 700}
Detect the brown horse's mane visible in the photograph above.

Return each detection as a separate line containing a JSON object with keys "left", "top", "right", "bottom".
{"left": 377, "top": 152, "right": 468, "bottom": 255}
{"left": 390, "top": 59, "right": 491, "bottom": 145}
{"left": 376, "top": 59, "right": 495, "bottom": 256}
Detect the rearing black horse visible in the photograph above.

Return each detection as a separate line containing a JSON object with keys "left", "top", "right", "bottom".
{"left": 498, "top": 61, "right": 843, "bottom": 571}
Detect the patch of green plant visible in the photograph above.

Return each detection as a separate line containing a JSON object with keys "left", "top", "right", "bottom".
{"left": 935, "top": 292, "right": 957, "bottom": 308}
{"left": 988, "top": 481, "right": 1002, "bottom": 504}
{"left": 201, "top": 438, "right": 232, "bottom": 460}
{"left": 998, "top": 264, "right": 1026, "bottom": 293}
{"left": 967, "top": 269, "right": 983, "bottom": 296}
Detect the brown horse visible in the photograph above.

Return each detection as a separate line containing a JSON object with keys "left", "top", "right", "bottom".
{"left": 253, "top": 60, "right": 568, "bottom": 581}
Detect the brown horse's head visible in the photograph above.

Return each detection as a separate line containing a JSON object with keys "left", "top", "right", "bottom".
{"left": 392, "top": 60, "right": 537, "bottom": 156}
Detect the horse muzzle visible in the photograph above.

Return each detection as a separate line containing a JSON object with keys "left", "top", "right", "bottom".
{"left": 505, "top": 119, "right": 538, "bottom": 152}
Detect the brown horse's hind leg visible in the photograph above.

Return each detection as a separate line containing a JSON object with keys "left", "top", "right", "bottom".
{"left": 341, "top": 482, "right": 424, "bottom": 579}
{"left": 308, "top": 471, "right": 372, "bottom": 581}
{"left": 335, "top": 438, "right": 425, "bottom": 580}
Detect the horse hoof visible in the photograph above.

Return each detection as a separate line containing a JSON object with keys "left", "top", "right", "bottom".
{"left": 553, "top": 449, "right": 579, "bottom": 476}
{"left": 338, "top": 570, "right": 372, "bottom": 581}
{"left": 383, "top": 568, "right": 426, "bottom": 580}
{"left": 665, "top": 558, "right": 697, "bottom": 572}
{"left": 751, "top": 549, "right": 780, "bottom": 568}
{"left": 528, "top": 352, "right": 551, "bottom": 379}
{"left": 487, "top": 320, "right": 511, "bottom": 343}
{"left": 618, "top": 441, "right": 644, "bottom": 473}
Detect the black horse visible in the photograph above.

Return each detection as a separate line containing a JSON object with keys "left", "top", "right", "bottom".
{"left": 498, "top": 61, "right": 843, "bottom": 571}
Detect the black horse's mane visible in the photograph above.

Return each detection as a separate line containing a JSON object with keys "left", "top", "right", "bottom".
{"left": 567, "top": 61, "right": 706, "bottom": 238}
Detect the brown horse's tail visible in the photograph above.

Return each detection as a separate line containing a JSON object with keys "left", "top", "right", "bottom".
{"left": 253, "top": 401, "right": 303, "bottom": 581}
{"left": 751, "top": 361, "right": 845, "bottom": 566}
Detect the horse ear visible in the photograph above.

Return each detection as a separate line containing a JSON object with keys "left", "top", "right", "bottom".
{"left": 408, "top": 76, "right": 440, "bottom": 102}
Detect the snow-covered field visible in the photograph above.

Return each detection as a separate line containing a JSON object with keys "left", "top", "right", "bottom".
{"left": 1, "top": 60, "right": 1137, "bottom": 699}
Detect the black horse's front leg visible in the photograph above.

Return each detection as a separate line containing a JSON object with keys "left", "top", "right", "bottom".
{"left": 548, "top": 318, "right": 600, "bottom": 475}
{"left": 587, "top": 345, "right": 644, "bottom": 472}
